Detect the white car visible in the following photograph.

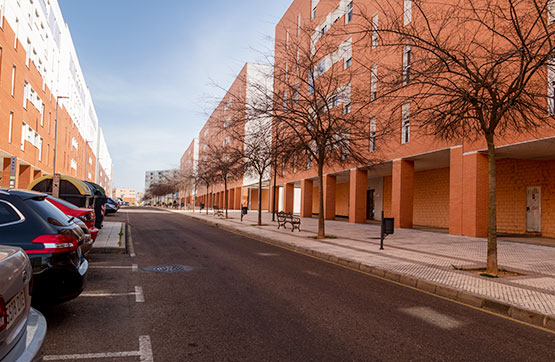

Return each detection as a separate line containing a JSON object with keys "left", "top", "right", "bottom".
{"left": 0, "top": 245, "right": 47, "bottom": 361}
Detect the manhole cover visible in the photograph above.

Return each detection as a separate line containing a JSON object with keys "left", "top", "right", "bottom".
{"left": 142, "top": 265, "right": 195, "bottom": 273}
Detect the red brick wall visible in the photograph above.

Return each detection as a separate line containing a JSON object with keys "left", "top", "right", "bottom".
{"left": 496, "top": 159, "right": 555, "bottom": 237}
{"left": 413, "top": 168, "right": 450, "bottom": 228}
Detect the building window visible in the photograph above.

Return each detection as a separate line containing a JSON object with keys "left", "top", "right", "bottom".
{"left": 403, "top": 45, "right": 411, "bottom": 85}
{"left": 372, "top": 14, "right": 379, "bottom": 48}
{"left": 345, "top": 57, "right": 352, "bottom": 69}
{"left": 283, "top": 91, "right": 287, "bottom": 112}
{"left": 8, "top": 112, "right": 13, "bottom": 144}
{"left": 330, "top": 94, "right": 338, "bottom": 108}
{"left": 371, "top": 64, "right": 378, "bottom": 101}
{"left": 344, "top": 103, "right": 351, "bottom": 114}
{"left": 548, "top": 59, "right": 555, "bottom": 115}
{"left": 308, "top": 74, "right": 314, "bottom": 95}
{"left": 286, "top": 30, "right": 290, "bottom": 49}
{"left": 307, "top": 151, "right": 312, "bottom": 170}
{"left": 370, "top": 117, "right": 376, "bottom": 152}
{"left": 312, "top": 6, "right": 317, "bottom": 20}
{"left": 401, "top": 102, "right": 410, "bottom": 144}
{"left": 298, "top": 14, "right": 301, "bottom": 36}
{"left": 295, "top": 82, "right": 299, "bottom": 104}
{"left": 14, "top": 19, "right": 18, "bottom": 49}
{"left": 404, "top": 0, "right": 412, "bottom": 25}
{"left": 345, "top": 1, "right": 353, "bottom": 24}
{"left": 10, "top": 65, "right": 16, "bottom": 96}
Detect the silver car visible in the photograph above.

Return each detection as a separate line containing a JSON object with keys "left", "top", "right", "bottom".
{"left": 0, "top": 245, "right": 47, "bottom": 362}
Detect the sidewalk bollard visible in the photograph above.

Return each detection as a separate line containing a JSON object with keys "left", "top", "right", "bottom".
{"left": 380, "top": 211, "right": 394, "bottom": 250}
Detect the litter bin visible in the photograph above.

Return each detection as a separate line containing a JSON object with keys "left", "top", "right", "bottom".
{"left": 28, "top": 175, "right": 93, "bottom": 208}
{"left": 83, "top": 181, "right": 107, "bottom": 229}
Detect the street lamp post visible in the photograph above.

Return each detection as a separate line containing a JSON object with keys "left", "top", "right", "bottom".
{"left": 52, "top": 95, "right": 69, "bottom": 197}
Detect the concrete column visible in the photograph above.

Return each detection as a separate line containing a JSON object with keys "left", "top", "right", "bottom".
{"left": 283, "top": 183, "right": 295, "bottom": 214}
{"left": 18, "top": 165, "right": 32, "bottom": 190}
{"left": 392, "top": 159, "right": 414, "bottom": 228}
{"left": 233, "top": 188, "right": 241, "bottom": 209}
{"left": 449, "top": 147, "right": 464, "bottom": 235}
{"left": 300, "top": 179, "right": 313, "bottom": 217}
{"left": 229, "top": 188, "right": 235, "bottom": 209}
{"left": 323, "top": 175, "right": 336, "bottom": 220}
{"left": 461, "top": 152, "right": 489, "bottom": 237}
{"left": 349, "top": 169, "right": 368, "bottom": 224}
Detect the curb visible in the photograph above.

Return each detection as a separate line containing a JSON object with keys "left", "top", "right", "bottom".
{"left": 171, "top": 210, "right": 555, "bottom": 333}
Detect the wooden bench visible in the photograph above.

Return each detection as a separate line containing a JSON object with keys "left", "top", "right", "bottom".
{"left": 277, "top": 211, "right": 301, "bottom": 232}
{"left": 213, "top": 205, "right": 224, "bottom": 217}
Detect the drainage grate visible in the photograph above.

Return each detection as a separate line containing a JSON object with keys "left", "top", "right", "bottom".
{"left": 142, "top": 265, "right": 195, "bottom": 273}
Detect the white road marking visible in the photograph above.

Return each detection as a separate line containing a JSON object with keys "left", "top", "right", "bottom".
{"left": 132, "top": 263, "right": 139, "bottom": 271}
{"left": 89, "top": 265, "right": 136, "bottom": 270}
{"left": 135, "top": 286, "right": 145, "bottom": 302}
{"left": 44, "top": 335, "right": 153, "bottom": 361}
{"left": 401, "top": 306, "right": 464, "bottom": 330}
{"left": 256, "top": 253, "right": 279, "bottom": 256}
{"left": 81, "top": 286, "right": 144, "bottom": 302}
{"left": 139, "top": 335, "right": 154, "bottom": 362}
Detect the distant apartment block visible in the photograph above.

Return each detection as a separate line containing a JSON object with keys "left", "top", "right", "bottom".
{"left": 0, "top": 0, "right": 113, "bottom": 193}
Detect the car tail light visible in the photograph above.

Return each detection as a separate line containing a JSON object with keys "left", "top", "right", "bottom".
{"left": 78, "top": 212, "right": 94, "bottom": 224}
{"left": 0, "top": 297, "right": 6, "bottom": 332}
{"left": 27, "top": 234, "right": 79, "bottom": 254}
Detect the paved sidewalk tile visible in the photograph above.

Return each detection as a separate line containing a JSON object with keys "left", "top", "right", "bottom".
{"left": 168, "top": 208, "right": 555, "bottom": 328}
{"left": 93, "top": 221, "right": 125, "bottom": 251}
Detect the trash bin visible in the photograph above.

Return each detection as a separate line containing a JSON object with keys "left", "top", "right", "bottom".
{"left": 83, "top": 181, "right": 107, "bottom": 229}
{"left": 28, "top": 175, "right": 93, "bottom": 208}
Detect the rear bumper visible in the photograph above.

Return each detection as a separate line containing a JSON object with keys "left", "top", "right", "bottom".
{"left": 3, "top": 308, "right": 46, "bottom": 362}
{"left": 32, "top": 258, "right": 88, "bottom": 304}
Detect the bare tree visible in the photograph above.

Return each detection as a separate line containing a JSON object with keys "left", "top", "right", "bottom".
{"left": 246, "top": 23, "right": 392, "bottom": 238}
{"left": 358, "top": 0, "right": 555, "bottom": 273}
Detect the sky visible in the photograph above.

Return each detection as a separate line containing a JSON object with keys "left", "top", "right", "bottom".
{"left": 57, "top": 0, "right": 293, "bottom": 192}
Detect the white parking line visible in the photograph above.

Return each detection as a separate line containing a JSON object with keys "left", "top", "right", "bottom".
{"left": 401, "top": 306, "right": 465, "bottom": 330}
{"left": 80, "top": 286, "right": 144, "bottom": 302}
{"left": 135, "top": 286, "right": 145, "bottom": 303}
{"left": 44, "top": 335, "right": 153, "bottom": 361}
{"left": 89, "top": 265, "right": 138, "bottom": 271}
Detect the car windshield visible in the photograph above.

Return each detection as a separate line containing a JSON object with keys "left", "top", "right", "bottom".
{"left": 26, "top": 198, "right": 72, "bottom": 226}
{"left": 47, "top": 195, "right": 79, "bottom": 210}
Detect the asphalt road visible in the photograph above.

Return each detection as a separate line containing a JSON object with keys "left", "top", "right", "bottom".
{"left": 40, "top": 207, "right": 555, "bottom": 362}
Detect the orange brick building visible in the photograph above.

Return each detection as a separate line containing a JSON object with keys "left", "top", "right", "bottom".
{"left": 0, "top": 0, "right": 112, "bottom": 193}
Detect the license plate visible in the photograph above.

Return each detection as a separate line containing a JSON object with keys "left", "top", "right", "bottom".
{"left": 6, "top": 290, "right": 25, "bottom": 328}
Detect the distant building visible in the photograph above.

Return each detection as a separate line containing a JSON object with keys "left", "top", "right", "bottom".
{"left": 144, "top": 169, "right": 178, "bottom": 192}
{"left": 113, "top": 188, "right": 137, "bottom": 204}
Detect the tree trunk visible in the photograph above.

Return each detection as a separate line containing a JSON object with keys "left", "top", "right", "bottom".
{"left": 317, "top": 162, "right": 325, "bottom": 238}
{"left": 272, "top": 163, "right": 277, "bottom": 222}
{"left": 224, "top": 177, "right": 228, "bottom": 219}
{"left": 486, "top": 133, "right": 499, "bottom": 275}
{"left": 258, "top": 174, "right": 263, "bottom": 226}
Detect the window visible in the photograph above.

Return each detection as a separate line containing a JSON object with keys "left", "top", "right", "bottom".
{"left": 370, "top": 117, "right": 376, "bottom": 152}
{"left": 372, "top": 14, "right": 379, "bottom": 48}
{"left": 401, "top": 103, "right": 410, "bottom": 144}
{"left": 307, "top": 151, "right": 312, "bottom": 170}
{"left": 283, "top": 91, "right": 287, "bottom": 112}
{"left": 345, "top": 57, "right": 352, "bottom": 69}
{"left": 293, "top": 155, "right": 297, "bottom": 173}
{"left": 548, "top": 59, "right": 555, "bottom": 115}
{"left": 295, "top": 82, "right": 299, "bottom": 104}
{"left": 308, "top": 73, "right": 314, "bottom": 95}
{"left": 330, "top": 94, "right": 338, "bottom": 108}
{"left": 40, "top": 103, "right": 44, "bottom": 126}
{"left": 14, "top": 19, "right": 19, "bottom": 49}
{"left": 345, "top": 1, "right": 353, "bottom": 24}
{"left": 549, "top": 0, "right": 555, "bottom": 25}
{"left": 371, "top": 64, "right": 378, "bottom": 101}
{"left": 321, "top": 25, "right": 327, "bottom": 34}
{"left": 312, "top": 6, "right": 317, "bottom": 20}
{"left": 8, "top": 112, "right": 13, "bottom": 143}
{"left": 404, "top": 0, "right": 412, "bottom": 25}
{"left": 23, "top": 81, "right": 28, "bottom": 108}
{"left": 0, "top": 201, "right": 23, "bottom": 226}
{"left": 10, "top": 65, "right": 16, "bottom": 96}
{"left": 403, "top": 45, "right": 411, "bottom": 85}
{"left": 286, "top": 30, "right": 290, "bottom": 49}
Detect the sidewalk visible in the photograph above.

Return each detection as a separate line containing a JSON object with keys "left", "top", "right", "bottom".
{"left": 92, "top": 221, "right": 126, "bottom": 253}
{"left": 168, "top": 208, "right": 555, "bottom": 331}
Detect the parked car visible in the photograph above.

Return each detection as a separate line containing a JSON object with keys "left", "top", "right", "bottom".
{"left": 105, "top": 198, "right": 119, "bottom": 215}
{"left": 0, "top": 189, "right": 89, "bottom": 304}
{"left": 70, "top": 217, "right": 94, "bottom": 256}
{"left": 45, "top": 195, "right": 99, "bottom": 241}
{"left": 0, "top": 245, "right": 47, "bottom": 362}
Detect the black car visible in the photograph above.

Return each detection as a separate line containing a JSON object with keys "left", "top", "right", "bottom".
{"left": 105, "top": 198, "right": 119, "bottom": 215}
{"left": 0, "top": 189, "right": 88, "bottom": 304}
